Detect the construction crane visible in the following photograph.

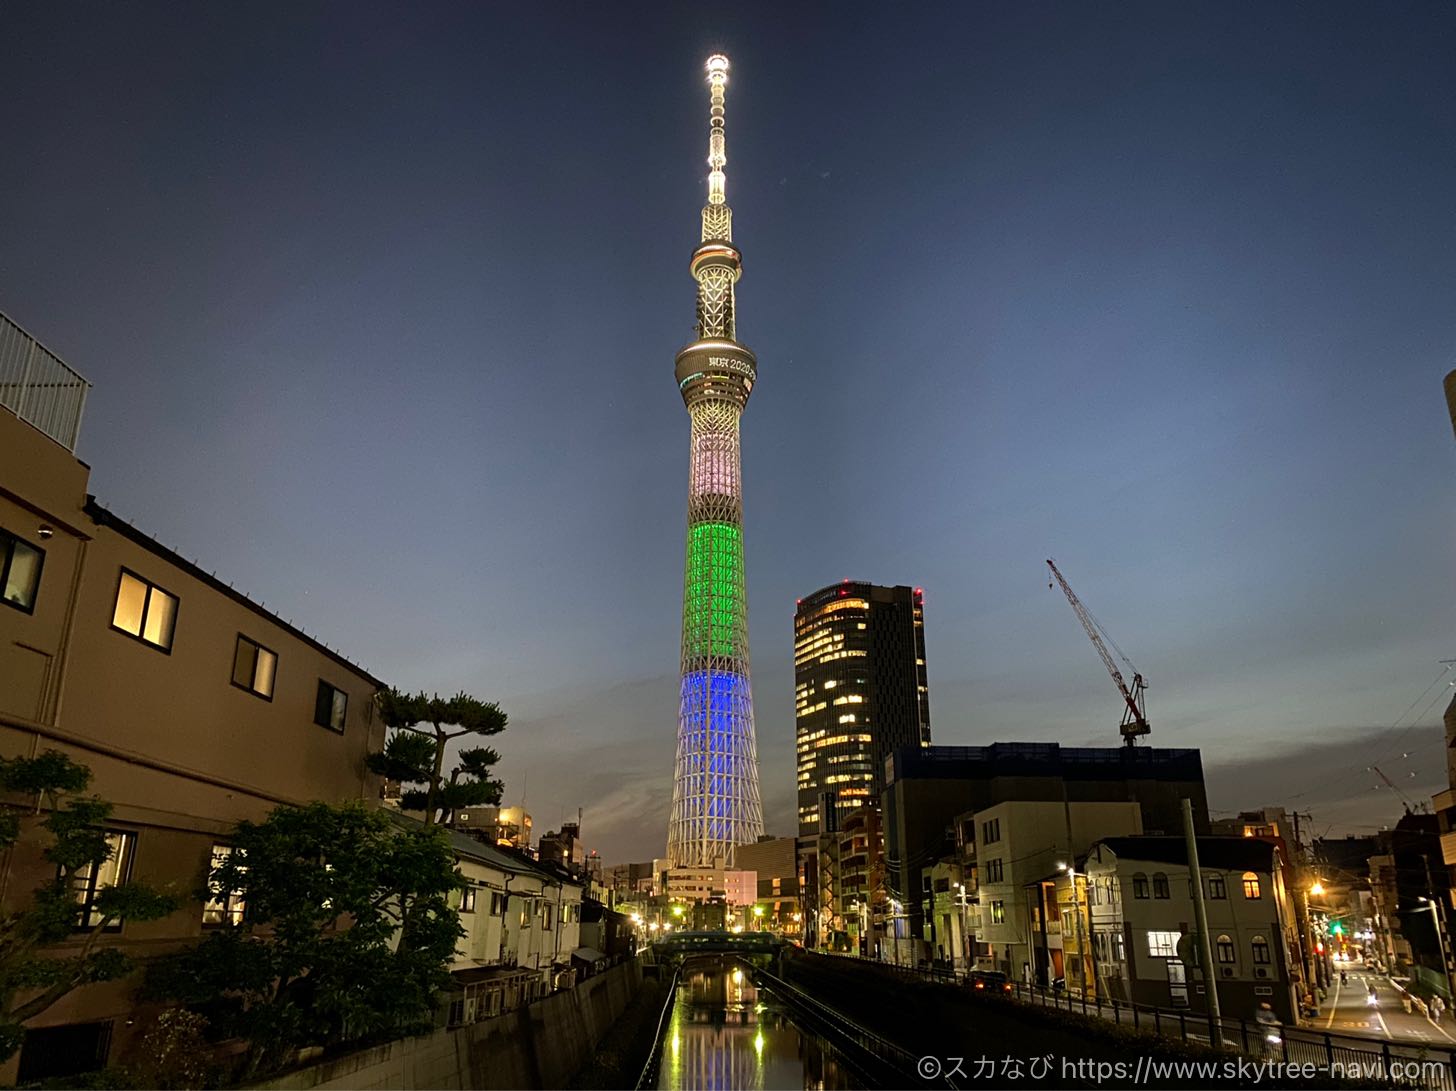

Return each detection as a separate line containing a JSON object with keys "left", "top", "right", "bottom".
{"left": 1370, "top": 765, "right": 1418, "bottom": 816}
{"left": 1046, "top": 559, "right": 1150, "bottom": 747}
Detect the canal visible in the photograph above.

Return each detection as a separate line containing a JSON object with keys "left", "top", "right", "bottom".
{"left": 657, "top": 963, "right": 863, "bottom": 1090}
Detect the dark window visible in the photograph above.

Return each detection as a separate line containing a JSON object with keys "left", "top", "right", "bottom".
{"left": 0, "top": 529, "right": 45, "bottom": 613}
{"left": 981, "top": 819, "right": 1001, "bottom": 844}
{"left": 231, "top": 635, "right": 277, "bottom": 699}
{"left": 1252, "top": 937, "right": 1271, "bottom": 964}
{"left": 16, "top": 1021, "right": 112, "bottom": 1084}
{"left": 70, "top": 831, "right": 135, "bottom": 931}
{"left": 461, "top": 886, "right": 477, "bottom": 913}
{"left": 490, "top": 891, "right": 507, "bottom": 916}
{"left": 314, "top": 680, "right": 348, "bottom": 732}
{"left": 1152, "top": 873, "right": 1170, "bottom": 899}
{"left": 1132, "top": 873, "right": 1150, "bottom": 899}
{"left": 1216, "top": 935, "right": 1235, "bottom": 964}
{"left": 110, "top": 569, "right": 177, "bottom": 651}
{"left": 1208, "top": 875, "right": 1226, "bottom": 900}
{"left": 203, "top": 844, "right": 246, "bottom": 927}
{"left": 985, "top": 858, "right": 1004, "bottom": 883}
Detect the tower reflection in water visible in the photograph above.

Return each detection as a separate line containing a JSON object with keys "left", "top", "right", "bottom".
{"left": 658, "top": 963, "right": 860, "bottom": 1091}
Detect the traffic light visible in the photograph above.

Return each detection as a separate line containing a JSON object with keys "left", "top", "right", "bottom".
{"left": 1331, "top": 922, "right": 1344, "bottom": 937}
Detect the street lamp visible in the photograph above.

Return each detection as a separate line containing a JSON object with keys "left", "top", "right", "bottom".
{"left": 753, "top": 904, "right": 765, "bottom": 931}
{"left": 1417, "top": 897, "right": 1454, "bottom": 1001}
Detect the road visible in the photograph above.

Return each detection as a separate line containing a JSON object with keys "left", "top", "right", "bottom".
{"left": 1319, "top": 967, "right": 1456, "bottom": 1047}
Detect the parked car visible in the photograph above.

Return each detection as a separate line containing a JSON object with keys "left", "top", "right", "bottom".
{"left": 970, "top": 970, "right": 1014, "bottom": 995}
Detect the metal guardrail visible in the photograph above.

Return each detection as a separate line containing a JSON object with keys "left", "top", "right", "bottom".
{"left": 634, "top": 964, "right": 682, "bottom": 1091}
{"left": 0, "top": 310, "right": 90, "bottom": 451}
{"left": 823, "top": 954, "right": 1456, "bottom": 1089}
{"left": 756, "top": 964, "right": 960, "bottom": 1090}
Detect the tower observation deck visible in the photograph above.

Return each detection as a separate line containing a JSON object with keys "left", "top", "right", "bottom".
{"left": 666, "top": 54, "right": 764, "bottom": 868}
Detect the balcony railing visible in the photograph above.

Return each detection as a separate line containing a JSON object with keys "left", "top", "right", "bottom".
{"left": 0, "top": 311, "right": 90, "bottom": 452}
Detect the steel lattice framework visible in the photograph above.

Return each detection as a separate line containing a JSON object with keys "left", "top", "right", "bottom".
{"left": 666, "top": 54, "right": 764, "bottom": 867}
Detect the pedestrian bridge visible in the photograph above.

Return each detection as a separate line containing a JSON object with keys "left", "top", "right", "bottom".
{"left": 652, "top": 930, "right": 788, "bottom": 963}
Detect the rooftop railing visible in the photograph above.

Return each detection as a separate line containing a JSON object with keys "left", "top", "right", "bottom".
{"left": 0, "top": 311, "right": 91, "bottom": 452}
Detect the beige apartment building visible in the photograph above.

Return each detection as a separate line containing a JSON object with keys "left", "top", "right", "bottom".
{"left": 0, "top": 312, "right": 386, "bottom": 1083}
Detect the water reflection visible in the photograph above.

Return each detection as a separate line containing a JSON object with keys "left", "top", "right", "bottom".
{"left": 658, "top": 962, "right": 861, "bottom": 1090}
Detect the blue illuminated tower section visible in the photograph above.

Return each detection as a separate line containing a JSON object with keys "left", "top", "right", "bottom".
{"left": 666, "top": 54, "right": 764, "bottom": 867}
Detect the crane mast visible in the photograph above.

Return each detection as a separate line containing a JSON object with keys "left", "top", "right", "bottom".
{"left": 1046, "top": 559, "right": 1151, "bottom": 747}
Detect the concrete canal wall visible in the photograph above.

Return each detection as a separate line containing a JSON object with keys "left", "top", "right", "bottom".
{"left": 251, "top": 959, "right": 643, "bottom": 1091}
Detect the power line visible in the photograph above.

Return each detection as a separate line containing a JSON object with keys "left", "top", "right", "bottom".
{"left": 1285, "top": 661, "right": 1453, "bottom": 802}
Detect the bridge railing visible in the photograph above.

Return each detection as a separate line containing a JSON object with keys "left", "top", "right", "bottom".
{"left": 755, "top": 964, "right": 959, "bottom": 1090}
{"left": 634, "top": 964, "right": 682, "bottom": 1091}
{"left": 810, "top": 951, "right": 1456, "bottom": 1090}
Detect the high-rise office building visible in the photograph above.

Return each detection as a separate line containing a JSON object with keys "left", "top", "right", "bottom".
{"left": 665, "top": 56, "right": 763, "bottom": 867}
{"left": 794, "top": 582, "right": 930, "bottom": 837}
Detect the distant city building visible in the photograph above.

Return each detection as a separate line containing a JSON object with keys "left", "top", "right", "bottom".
{"left": 734, "top": 835, "right": 801, "bottom": 933}
{"left": 1366, "top": 812, "right": 1452, "bottom": 994}
{"left": 794, "top": 582, "right": 929, "bottom": 837}
{"left": 538, "top": 822, "right": 584, "bottom": 873}
{"left": 1433, "top": 693, "right": 1456, "bottom": 875}
{"left": 817, "top": 805, "right": 887, "bottom": 957}
{"left": 664, "top": 866, "right": 756, "bottom": 907}
{"left": 883, "top": 742, "right": 1208, "bottom": 949}
{"left": 0, "top": 309, "right": 386, "bottom": 1084}
{"left": 454, "top": 804, "right": 532, "bottom": 851}
{"left": 665, "top": 55, "right": 764, "bottom": 867}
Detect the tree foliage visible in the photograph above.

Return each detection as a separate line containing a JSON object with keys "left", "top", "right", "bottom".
{"left": 366, "top": 689, "right": 508, "bottom": 825}
{"left": 0, "top": 752, "right": 177, "bottom": 1062}
{"left": 144, "top": 801, "right": 463, "bottom": 1077}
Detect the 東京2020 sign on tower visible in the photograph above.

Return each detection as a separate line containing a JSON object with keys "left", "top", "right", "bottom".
{"left": 666, "top": 55, "right": 764, "bottom": 868}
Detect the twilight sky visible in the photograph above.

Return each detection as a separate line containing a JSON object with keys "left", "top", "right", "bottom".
{"left": 3, "top": 4, "right": 1455, "bottom": 863}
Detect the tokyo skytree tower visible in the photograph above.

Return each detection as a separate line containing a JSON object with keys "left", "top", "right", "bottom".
{"left": 665, "top": 54, "right": 763, "bottom": 867}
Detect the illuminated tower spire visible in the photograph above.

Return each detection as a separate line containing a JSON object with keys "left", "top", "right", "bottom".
{"left": 666, "top": 54, "right": 763, "bottom": 867}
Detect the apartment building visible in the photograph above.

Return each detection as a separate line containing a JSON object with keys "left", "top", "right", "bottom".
{"left": 962, "top": 800, "right": 1143, "bottom": 985}
{"left": 0, "top": 312, "right": 386, "bottom": 1082}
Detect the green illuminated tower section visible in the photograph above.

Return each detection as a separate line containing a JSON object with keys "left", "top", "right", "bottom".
{"left": 666, "top": 54, "right": 764, "bottom": 868}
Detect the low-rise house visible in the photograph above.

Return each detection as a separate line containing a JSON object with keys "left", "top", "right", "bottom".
{"left": 1084, "top": 836, "right": 1298, "bottom": 1023}
{"left": 441, "top": 829, "right": 583, "bottom": 1028}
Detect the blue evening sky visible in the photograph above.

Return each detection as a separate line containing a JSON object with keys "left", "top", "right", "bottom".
{"left": 3, "top": 3, "right": 1454, "bottom": 860}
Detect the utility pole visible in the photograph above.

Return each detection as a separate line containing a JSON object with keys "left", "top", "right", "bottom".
{"left": 1184, "top": 798, "right": 1223, "bottom": 1048}
{"left": 1063, "top": 784, "right": 1090, "bottom": 998}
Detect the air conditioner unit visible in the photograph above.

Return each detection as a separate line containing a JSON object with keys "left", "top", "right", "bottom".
{"left": 1221, "top": 967, "right": 1234, "bottom": 978}
{"left": 1254, "top": 967, "right": 1268, "bottom": 979}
